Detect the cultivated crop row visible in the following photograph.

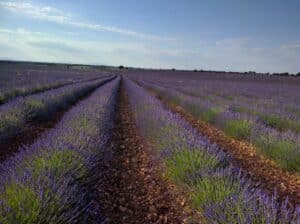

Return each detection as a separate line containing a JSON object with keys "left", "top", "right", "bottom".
{"left": 0, "top": 67, "right": 299, "bottom": 223}
{"left": 0, "top": 67, "right": 109, "bottom": 104}
{"left": 0, "top": 76, "right": 115, "bottom": 143}
{"left": 0, "top": 77, "right": 120, "bottom": 223}
{"left": 124, "top": 78, "right": 300, "bottom": 223}
{"left": 129, "top": 72, "right": 300, "bottom": 173}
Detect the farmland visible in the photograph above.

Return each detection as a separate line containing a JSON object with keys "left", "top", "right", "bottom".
{"left": 0, "top": 62, "right": 299, "bottom": 223}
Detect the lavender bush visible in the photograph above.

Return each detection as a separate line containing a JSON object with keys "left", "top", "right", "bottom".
{"left": 130, "top": 74, "right": 300, "bottom": 172}
{"left": 0, "top": 66, "right": 109, "bottom": 104}
{"left": 0, "top": 77, "right": 120, "bottom": 223}
{"left": 0, "top": 76, "right": 115, "bottom": 143}
{"left": 124, "top": 78, "right": 300, "bottom": 223}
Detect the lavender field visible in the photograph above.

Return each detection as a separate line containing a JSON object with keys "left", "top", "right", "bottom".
{"left": 0, "top": 63, "right": 299, "bottom": 223}
{"left": 128, "top": 70, "right": 300, "bottom": 173}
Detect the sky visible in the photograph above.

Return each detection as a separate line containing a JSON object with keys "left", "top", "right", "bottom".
{"left": 0, "top": 0, "right": 300, "bottom": 73}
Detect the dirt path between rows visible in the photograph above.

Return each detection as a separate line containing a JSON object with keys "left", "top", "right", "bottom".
{"left": 146, "top": 88, "right": 300, "bottom": 207}
{"left": 96, "top": 81, "right": 201, "bottom": 224}
{"left": 0, "top": 76, "right": 116, "bottom": 162}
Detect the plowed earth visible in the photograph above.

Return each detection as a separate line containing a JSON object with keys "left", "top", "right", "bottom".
{"left": 96, "top": 82, "right": 202, "bottom": 224}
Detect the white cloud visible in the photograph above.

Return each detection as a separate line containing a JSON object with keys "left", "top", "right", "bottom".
{"left": 67, "top": 21, "right": 175, "bottom": 41}
{"left": 0, "top": 1, "right": 175, "bottom": 41}
{"left": 0, "top": 27, "right": 43, "bottom": 36}
{"left": 0, "top": 26, "right": 299, "bottom": 73}
{"left": 0, "top": 27, "right": 184, "bottom": 67}
{"left": 0, "top": 28, "right": 12, "bottom": 33}
{"left": 0, "top": 2, "right": 70, "bottom": 23}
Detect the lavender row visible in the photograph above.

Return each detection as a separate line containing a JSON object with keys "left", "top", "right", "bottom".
{"left": 171, "top": 83, "right": 300, "bottom": 129}
{"left": 0, "top": 76, "right": 120, "bottom": 223}
{"left": 128, "top": 70, "right": 300, "bottom": 129}
{"left": 138, "top": 78, "right": 300, "bottom": 144}
{"left": 124, "top": 78, "right": 300, "bottom": 223}
{"left": 0, "top": 75, "right": 116, "bottom": 143}
{"left": 0, "top": 67, "right": 110, "bottom": 104}
{"left": 0, "top": 64, "right": 106, "bottom": 90}
{"left": 0, "top": 74, "right": 112, "bottom": 105}
{"left": 135, "top": 79, "right": 300, "bottom": 172}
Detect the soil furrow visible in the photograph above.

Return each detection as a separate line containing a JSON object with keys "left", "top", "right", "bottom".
{"left": 0, "top": 76, "right": 116, "bottom": 162}
{"left": 95, "top": 81, "right": 198, "bottom": 224}
{"left": 145, "top": 87, "right": 300, "bottom": 206}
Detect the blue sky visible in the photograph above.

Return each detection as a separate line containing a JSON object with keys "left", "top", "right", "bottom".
{"left": 0, "top": 0, "right": 299, "bottom": 73}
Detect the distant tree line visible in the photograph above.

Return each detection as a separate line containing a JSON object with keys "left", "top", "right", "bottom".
{"left": 191, "top": 69, "right": 300, "bottom": 77}
{"left": 118, "top": 65, "right": 130, "bottom": 70}
{"left": 244, "top": 71, "right": 300, "bottom": 77}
